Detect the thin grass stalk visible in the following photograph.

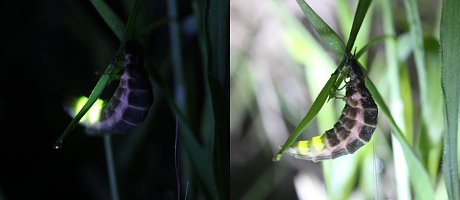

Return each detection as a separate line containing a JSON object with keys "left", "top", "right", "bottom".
{"left": 104, "top": 135, "right": 119, "bottom": 200}
{"left": 167, "top": 0, "right": 187, "bottom": 198}
{"left": 294, "top": 0, "right": 345, "bottom": 59}
{"left": 403, "top": 0, "right": 427, "bottom": 112}
{"left": 363, "top": 71, "right": 434, "bottom": 200}
{"left": 167, "top": 0, "right": 185, "bottom": 107}
{"left": 381, "top": 0, "right": 411, "bottom": 199}
{"left": 89, "top": 0, "right": 125, "bottom": 41}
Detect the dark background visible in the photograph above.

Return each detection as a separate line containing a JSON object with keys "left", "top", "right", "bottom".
{"left": 0, "top": 0, "right": 211, "bottom": 199}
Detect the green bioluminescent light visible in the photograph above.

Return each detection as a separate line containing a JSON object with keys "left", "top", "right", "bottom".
{"left": 74, "top": 96, "right": 104, "bottom": 124}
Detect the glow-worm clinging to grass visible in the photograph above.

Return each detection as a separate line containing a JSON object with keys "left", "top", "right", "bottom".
{"left": 84, "top": 40, "right": 154, "bottom": 134}
{"left": 286, "top": 58, "right": 378, "bottom": 162}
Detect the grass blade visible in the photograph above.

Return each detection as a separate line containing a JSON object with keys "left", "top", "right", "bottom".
{"left": 123, "top": 0, "right": 144, "bottom": 41}
{"left": 294, "top": 0, "right": 345, "bottom": 58}
{"left": 146, "top": 59, "right": 219, "bottom": 199}
{"left": 104, "top": 135, "right": 119, "bottom": 200}
{"left": 89, "top": 0, "right": 125, "bottom": 41}
{"left": 53, "top": 65, "right": 116, "bottom": 148}
{"left": 54, "top": 0, "right": 144, "bottom": 147}
{"left": 403, "top": 0, "right": 427, "bottom": 109}
{"left": 355, "top": 35, "right": 391, "bottom": 58}
{"left": 167, "top": 0, "right": 185, "bottom": 101}
{"left": 344, "top": 0, "right": 373, "bottom": 54}
{"left": 180, "top": 123, "right": 219, "bottom": 199}
{"left": 440, "top": 0, "right": 460, "bottom": 198}
{"left": 192, "top": 0, "right": 229, "bottom": 198}
{"left": 362, "top": 67, "right": 435, "bottom": 200}
{"left": 273, "top": 73, "right": 338, "bottom": 161}
{"left": 420, "top": 37, "right": 443, "bottom": 180}
{"left": 380, "top": 1, "right": 411, "bottom": 198}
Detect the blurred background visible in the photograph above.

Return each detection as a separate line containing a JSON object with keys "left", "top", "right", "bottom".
{"left": 0, "top": 0, "right": 228, "bottom": 199}
{"left": 231, "top": 0, "right": 445, "bottom": 199}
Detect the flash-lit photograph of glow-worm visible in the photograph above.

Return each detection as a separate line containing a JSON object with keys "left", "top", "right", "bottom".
{"left": 230, "top": 0, "right": 447, "bottom": 199}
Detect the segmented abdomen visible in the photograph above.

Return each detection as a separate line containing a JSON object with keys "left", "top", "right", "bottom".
{"left": 86, "top": 43, "right": 153, "bottom": 134}
{"left": 286, "top": 59, "right": 377, "bottom": 162}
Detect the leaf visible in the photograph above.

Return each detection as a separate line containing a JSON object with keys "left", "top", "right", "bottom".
{"left": 273, "top": 73, "right": 338, "bottom": 161}
{"left": 192, "top": 0, "right": 229, "bottom": 199}
{"left": 362, "top": 66, "right": 435, "bottom": 200}
{"left": 345, "top": 0, "right": 373, "bottom": 54}
{"left": 355, "top": 35, "right": 391, "bottom": 58}
{"left": 440, "top": 0, "right": 460, "bottom": 198}
{"left": 54, "top": 0, "right": 144, "bottom": 148}
{"left": 294, "top": 0, "right": 345, "bottom": 59}
{"left": 53, "top": 64, "right": 117, "bottom": 149}
{"left": 89, "top": 0, "right": 125, "bottom": 41}
{"left": 403, "top": 0, "right": 427, "bottom": 110}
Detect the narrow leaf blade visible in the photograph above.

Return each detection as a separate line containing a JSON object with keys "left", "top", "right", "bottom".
{"left": 89, "top": 0, "right": 125, "bottom": 41}
{"left": 345, "top": 0, "right": 373, "bottom": 54}
{"left": 294, "top": 0, "right": 345, "bottom": 58}
{"left": 53, "top": 72, "right": 112, "bottom": 148}
{"left": 274, "top": 73, "right": 338, "bottom": 161}
{"left": 440, "top": 0, "right": 460, "bottom": 198}
{"left": 362, "top": 67, "right": 435, "bottom": 200}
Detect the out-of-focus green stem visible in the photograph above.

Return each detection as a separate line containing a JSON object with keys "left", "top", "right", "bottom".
{"left": 104, "top": 135, "right": 119, "bottom": 200}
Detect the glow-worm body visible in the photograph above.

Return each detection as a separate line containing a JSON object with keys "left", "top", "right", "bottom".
{"left": 286, "top": 58, "right": 378, "bottom": 162}
{"left": 86, "top": 41, "right": 153, "bottom": 134}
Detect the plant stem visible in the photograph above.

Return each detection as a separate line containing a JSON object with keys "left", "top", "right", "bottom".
{"left": 167, "top": 0, "right": 185, "bottom": 108}
{"left": 104, "top": 135, "right": 119, "bottom": 200}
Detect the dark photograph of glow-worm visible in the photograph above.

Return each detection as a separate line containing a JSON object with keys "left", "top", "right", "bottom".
{"left": 0, "top": 0, "right": 228, "bottom": 199}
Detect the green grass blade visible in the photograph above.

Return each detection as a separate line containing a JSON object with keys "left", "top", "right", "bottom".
{"left": 344, "top": 0, "right": 373, "bottom": 54}
{"left": 148, "top": 71, "right": 210, "bottom": 200}
{"left": 421, "top": 37, "right": 443, "bottom": 180}
{"left": 89, "top": 0, "right": 125, "bottom": 41}
{"left": 294, "top": 0, "right": 345, "bottom": 58}
{"left": 122, "top": 0, "right": 144, "bottom": 41}
{"left": 147, "top": 60, "right": 219, "bottom": 199}
{"left": 381, "top": 1, "right": 411, "bottom": 198}
{"left": 55, "top": 0, "right": 144, "bottom": 148}
{"left": 273, "top": 73, "right": 338, "bottom": 161}
{"left": 90, "top": 0, "right": 143, "bottom": 45}
{"left": 192, "top": 0, "right": 229, "bottom": 198}
{"left": 355, "top": 35, "right": 391, "bottom": 58}
{"left": 167, "top": 0, "right": 185, "bottom": 106}
{"left": 337, "top": 0, "right": 353, "bottom": 41}
{"left": 362, "top": 67, "right": 435, "bottom": 200}
{"left": 440, "top": 0, "right": 460, "bottom": 198}
{"left": 180, "top": 123, "right": 219, "bottom": 199}
{"left": 403, "top": 0, "right": 427, "bottom": 109}
{"left": 53, "top": 65, "right": 115, "bottom": 148}
{"left": 208, "top": 2, "right": 229, "bottom": 199}
{"left": 103, "top": 135, "right": 119, "bottom": 200}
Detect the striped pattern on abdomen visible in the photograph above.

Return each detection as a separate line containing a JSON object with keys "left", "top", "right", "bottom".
{"left": 86, "top": 41, "right": 153, "bottom": 134}
{"left": 286, "top": 58, "right": 377, "bottom": 162}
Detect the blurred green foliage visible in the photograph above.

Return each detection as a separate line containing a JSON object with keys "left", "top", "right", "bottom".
{"left": 231, "top": 0, "right": 451, "bottom": 199}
